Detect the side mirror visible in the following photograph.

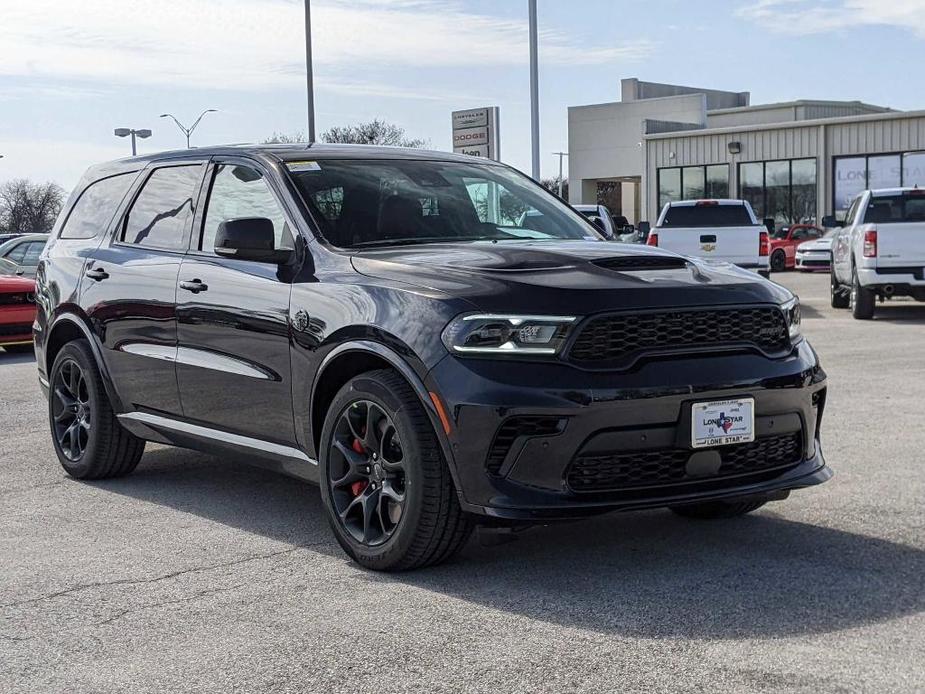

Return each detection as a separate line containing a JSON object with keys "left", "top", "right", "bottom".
{"left": 214, "top": 217, "right": 292, "bottom": 263}
{"left": 821, "top": 215, "right": 844, "bottom": 229}
{"left": 637, "top": 221, "right": 651, "bottom": 235}
{"left": 762, "top": 218, "right": 775, "bottom": 232}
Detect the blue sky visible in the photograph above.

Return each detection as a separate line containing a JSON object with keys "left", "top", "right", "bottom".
{"left": 0, "top": 0, "right": 921, "bottom": 191}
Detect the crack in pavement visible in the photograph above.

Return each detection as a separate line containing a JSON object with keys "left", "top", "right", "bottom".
{"left": 0, "top": 543, "right": 328, "bottom": 610}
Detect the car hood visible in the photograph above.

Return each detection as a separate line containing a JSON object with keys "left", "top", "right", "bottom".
{"left": 797, "top": 237, "right": 834, "bottom": 251}
{"left": 351, "top": 240, "right": 790, "bottom": 314}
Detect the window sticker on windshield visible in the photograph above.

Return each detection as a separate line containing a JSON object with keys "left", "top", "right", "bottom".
{"left": 286, "top": 161, "right": 321, "bottom": 173}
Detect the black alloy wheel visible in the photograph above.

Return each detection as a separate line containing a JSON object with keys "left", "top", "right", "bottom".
{"left": 328, "top": 400, "right": 407, "bottom": 546}
{"left": 48, "top": 340, "right": 145, "bottom": 479}
{"left": 770, "top": 250, "right": 787, "bottom": 272}
{"left": 319, "top": 369, "right": 473, "bottom": 571}
{"left": 51, "top": 358, "right": 91, "bottom": 461}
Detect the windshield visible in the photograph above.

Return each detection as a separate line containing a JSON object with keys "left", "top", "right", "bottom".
{"left": 286, "top": 159, "right": 602, "bottom": 248}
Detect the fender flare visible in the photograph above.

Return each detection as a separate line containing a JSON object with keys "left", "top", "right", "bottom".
{"left": 46, "top": 313, "right": 126, "bottom": 412}
{"left": 309, "top": 340, "right": 463, "bottom": 493}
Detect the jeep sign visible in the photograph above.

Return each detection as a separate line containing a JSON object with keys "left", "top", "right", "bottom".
{"left": 452, "top": 107, "right": 500, "bottom": 161}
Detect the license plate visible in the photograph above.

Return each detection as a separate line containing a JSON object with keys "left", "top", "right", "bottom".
{"left": 691, "top": 398, "right": 755, "bottom": 448}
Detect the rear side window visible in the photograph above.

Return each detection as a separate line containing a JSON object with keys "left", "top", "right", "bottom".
{"left": 5, "top": 241, "right": 28, "bottom": 263}
{"left": 661, "top": 204, "right": 753, "bottom": 227}
{"left": 21, "top": 241, "right": 45, "bottom": 264}
{"left": 59, "top": 173, "right": 135, "bottom": 240}
{"left": 864, "top": 194, "right": 925, "bottom": 224}
{"left": 122, "top": 165, "right": 202, "bottom": 250}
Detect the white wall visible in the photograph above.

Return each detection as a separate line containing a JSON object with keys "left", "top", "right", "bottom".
{"left": 567, "top": 93, "right": 706, "bottom": 205}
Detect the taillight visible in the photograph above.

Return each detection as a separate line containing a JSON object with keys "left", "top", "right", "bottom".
{"left": 759, "top": 231, "right": 769, "bottom": 256}
{"left": 647, "top": 232, "right": 659, "bottom": 247}
{"left": 863, "top": 229, "right": 878, "bottom": 257}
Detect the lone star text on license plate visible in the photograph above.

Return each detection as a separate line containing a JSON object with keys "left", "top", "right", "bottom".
{"left": 691, "top": 398, "right": 755, "bottom": 448}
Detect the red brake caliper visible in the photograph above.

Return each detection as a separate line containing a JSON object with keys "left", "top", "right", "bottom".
{"left": 350, "top": 437, "right": 368, "bottom": 497}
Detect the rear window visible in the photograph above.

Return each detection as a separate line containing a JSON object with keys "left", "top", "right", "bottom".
{"left": 865, "top": 194, "right": 925, "bottom": 224}
{"left": 661, "top": 204, "right": 753, "bottom": 228}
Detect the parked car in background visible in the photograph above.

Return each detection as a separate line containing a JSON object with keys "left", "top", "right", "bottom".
{"left": 0, "top": 274, "right": 37, "bottom": 353}
{"left": 34, "top": 144, "right": 827, "bottom": 571}
{"left": 830, "top": 188, "right": 925, "bottom": 318}
{"left": 795, "top": 230, "right": 835, "bottom": 272}
{"left": 652, "top": 199, "right": 770, "bottom": 277}
{"left": 0, "top": 234, "right": 49, "bottom": 278}
{"left": 769, "top": 224, "right": 825, "bottom": 271}
{"left": 0, "top": 233, "right": 28, "bottom": 245}
{"left": 574, "top": 204, "right": 620, "bottom": 239}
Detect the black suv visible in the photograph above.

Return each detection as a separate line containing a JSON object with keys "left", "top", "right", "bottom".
{"left": 34, "top": 145, "right": 830, "bottom": 570}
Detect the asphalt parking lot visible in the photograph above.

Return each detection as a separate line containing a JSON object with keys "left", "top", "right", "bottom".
{"left": 1, "top": 271, "right": 923, "bottom": 694}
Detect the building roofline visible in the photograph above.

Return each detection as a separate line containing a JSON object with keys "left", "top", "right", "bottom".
{"left": 568, "top": 92, "right": 706, "bottom": 113}
{"left": 644, "top": 108, "right": 925, "bottom": 140}
{"left": 707, "top": 99, "right": 893, "bottom": 115}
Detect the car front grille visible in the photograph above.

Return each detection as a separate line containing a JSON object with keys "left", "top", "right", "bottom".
{"left": 0, "top": 323, "right": 34, "bottom": 337}
{"left": 566, "top": 431, "right": 803, "bottom": 493}
{"left": 568, "top": 306, "right": 790, "bottom": 366}
{"left": 485, "top": 416, "right": 565, "bottom": 476}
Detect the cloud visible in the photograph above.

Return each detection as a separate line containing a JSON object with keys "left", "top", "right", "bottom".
{"left": 0, "top": 0, "right": 654, "bottom": 94}
{"left": 737, "top": 0, "right": 925, "bottom": 37}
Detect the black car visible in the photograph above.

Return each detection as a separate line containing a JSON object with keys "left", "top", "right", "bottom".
{"left": 34, "top": 145, "right": 830, "bottom": 571}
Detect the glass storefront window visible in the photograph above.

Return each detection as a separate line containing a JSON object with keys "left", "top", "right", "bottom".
{"left": 903, "top": 152, "right": 925, "bottom": 188}
{"left": 867, "top": 155, "right": 901, "bottom": 189}
{"left": 834, "top": 157, "right": 867, "bottom": 216}
{"left": 681, "top": 166, "right": 705, "bottom": 199}
{"left": 658, "top": 168, "right": 681, "bottom": 210}
{"left": 739, "top": 162, "right": 765, "bottom": 219}
{"left": 791, "top": 159, "right": 817, "bottom": 224}
{"left": 705, "top": 164, "right": 729, "bottom": 198}
{"left": 765, "top": 161, "right": 790, "bottom": 225}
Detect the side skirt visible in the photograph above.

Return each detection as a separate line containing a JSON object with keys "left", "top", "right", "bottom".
{"left": 117, "top": 411, "right": 319, "bottom": 484}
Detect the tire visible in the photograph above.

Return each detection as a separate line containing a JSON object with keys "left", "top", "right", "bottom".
{"left": 48, "top": 340, "right": 145, "bottom": 479}
{"left": 319, "top": 369, "right": 473, "bottom": 571}
{"left": 830, "top": 271, "right": 850, "bottom": 308}
{"left": 850, "top": 268, "right": 875, "bottom": 320}
{"left": 2, "top": 343, "right": 34, "bottom": 354}
{"left": 670, "top": 498, "right": 767, "bottom": 519}
{"left": 770, "top": 250, "right": 786, "bottom": 272}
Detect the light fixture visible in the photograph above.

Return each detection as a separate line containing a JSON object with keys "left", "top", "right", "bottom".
{"left": 728, "top": 141, "right": 742, "bottom": 154}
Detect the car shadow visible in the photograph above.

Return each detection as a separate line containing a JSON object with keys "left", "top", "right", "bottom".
{"left": 91, "top": 446, "right": 925, "bottom": 641}
{"left": 0, "top": 350, "right": 36, "bottom": 364}
{"left": 871, "top": 303, "right": 925, "bottom": 324}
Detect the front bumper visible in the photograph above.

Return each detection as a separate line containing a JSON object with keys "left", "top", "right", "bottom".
{"left": 426, "top": 340, "right": 829, "bottom": 521}
{"left": 0, "top": 305, "right": 37, "bottom": 346}
{"left": 795, "top": 250, "right": 831, "bottom": 270}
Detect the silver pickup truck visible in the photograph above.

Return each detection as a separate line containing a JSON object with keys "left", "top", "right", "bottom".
{"left": 830, "top": 187, "right": 925, "bottom": 319}
{"left": 651, "top": 199, "right": 770, "bottom": 277}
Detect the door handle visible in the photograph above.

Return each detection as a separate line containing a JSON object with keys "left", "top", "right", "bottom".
{"left": 179, "top": 279, "right": 208, "bottom": 293}
{"left": 85, "top": 267, "right": 109, "bottom": 281}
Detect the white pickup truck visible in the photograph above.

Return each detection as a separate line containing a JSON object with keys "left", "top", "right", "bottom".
{"left": 830, "top": 187, "right": 925, "bottom": 319}
{"left": 651, "top": 199, "right": 770, "bottom": 277}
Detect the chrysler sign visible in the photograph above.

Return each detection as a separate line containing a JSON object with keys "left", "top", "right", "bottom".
{"left": 452, "top": 107, "right": 500, "bottom": 160}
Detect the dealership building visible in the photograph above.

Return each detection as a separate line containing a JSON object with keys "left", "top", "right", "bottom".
{"left": 568, "top": 78, "right": 925, "bottom": 226}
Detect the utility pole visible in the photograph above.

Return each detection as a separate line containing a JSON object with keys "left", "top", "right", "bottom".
{"left": 305, "top": 0, "right": 316, "bottom": 142}
{"left": 528, "top": 0, "right": 540, "bottom": 180}
{"left": 553, "top": 151, "right": 568, "bottom": 198}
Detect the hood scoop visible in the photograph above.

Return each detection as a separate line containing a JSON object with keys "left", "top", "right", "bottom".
{"left": 593, "top": 255, "right": 689, "bottom": 271}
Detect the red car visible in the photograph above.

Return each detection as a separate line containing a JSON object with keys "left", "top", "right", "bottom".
{"left": 769, "top": 224, "right": 825, "bottom": 271}
{"left": 0, "top": 275, "right": 37, "bottom": 354}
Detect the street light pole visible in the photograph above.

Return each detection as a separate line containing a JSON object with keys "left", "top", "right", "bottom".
{"left": 553, "top": 151, "right": 568, "bottom": 198}
{"left": 304, "top": 0, "right": 316, "bottom": 142}
{"left": 159, "top": 110, "right": 217, "bottom": 148}
{"left": 114, "top": 128, "right": 152, "bottom": 156}
{"left": 528, "top": 0, "right": 540, "bottom": 180}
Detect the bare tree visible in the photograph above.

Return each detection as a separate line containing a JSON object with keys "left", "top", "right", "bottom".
{"left": 321, "top": 120, "right": 427, "bottom": 148}
{"left": 263, "top": 131, "right": 307, "bottom": 144}
{"left": 0, "top": 179, "right": 66, "bottom": 233}
{"left": 540, "top": 176, "right": 568, "bottom": 200}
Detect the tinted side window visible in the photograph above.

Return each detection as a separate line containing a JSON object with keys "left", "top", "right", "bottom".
{"left": 122, "top": 166, "right": 202, "bottom": 250}
{"left": 200, "top": 165, "right": 292, "bottom": 252}
{"left": 5, "top": 242, "right": 27, "bottom": 263}
{"left": 60, "top": 173, "right": 135, "bottom": 240}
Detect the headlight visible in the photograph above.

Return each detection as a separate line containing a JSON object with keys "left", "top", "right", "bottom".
{"left": 781, "top": 296, "right": 802, "bottom": 341}
{"left": 442, "top": 314, "right": 577, "bottom": 356}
